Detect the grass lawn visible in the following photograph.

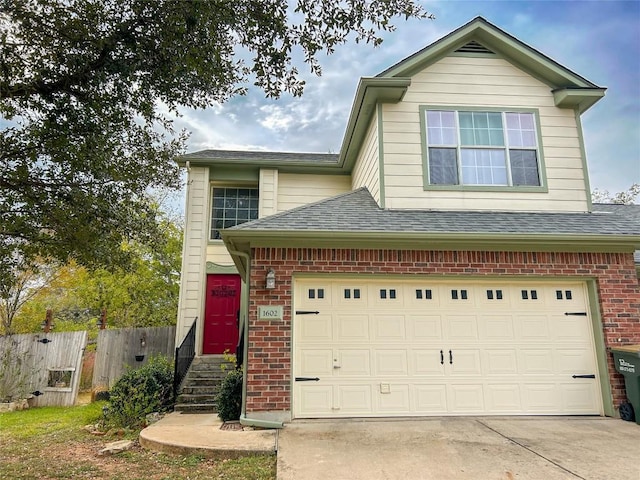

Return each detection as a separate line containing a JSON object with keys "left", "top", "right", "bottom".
{"left": 0, "top": 402, "right": 276, "bottom": 480}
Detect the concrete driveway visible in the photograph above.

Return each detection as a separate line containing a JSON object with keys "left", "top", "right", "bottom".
{"left": 277, "top": 417, "right": 640, "bottom": 480}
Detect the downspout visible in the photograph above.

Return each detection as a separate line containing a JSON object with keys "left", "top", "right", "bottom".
{"left": 226, "top": 245, "right": 284, "bottom": 429}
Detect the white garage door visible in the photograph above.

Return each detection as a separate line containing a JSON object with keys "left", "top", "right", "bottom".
{"left": 293, "top": 278, "right": 602, "bottom": 418}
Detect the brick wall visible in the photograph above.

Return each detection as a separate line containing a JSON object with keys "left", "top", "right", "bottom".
{"left": 246, "top": 248, "right": 640, "bottom": 414}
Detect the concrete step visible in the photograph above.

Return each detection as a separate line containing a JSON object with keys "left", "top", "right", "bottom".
{"left": 180, "top": 385, "right": 221, "bottom": 396}
{"left": 173, "top": 403, "right": 218, "bottom": 413}
{"left": 187, "top": 370, "right": 228, "bottom": 379}
{"left": 177, "top": 393, "right": 218, "bottom": 404}
{"left": 181, "top": 379, "right": 224, "bottom": 389}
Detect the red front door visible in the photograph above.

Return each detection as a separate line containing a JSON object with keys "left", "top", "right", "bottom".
{"left": 203, "top": 274, "right": 241, "bottom": 354}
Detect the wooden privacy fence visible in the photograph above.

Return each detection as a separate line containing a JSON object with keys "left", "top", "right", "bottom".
{"left": 0, "top": 331, "right": 87, "bottom": 407}
{"left": 92, "top": 326, "right": 175, "bottom": 390}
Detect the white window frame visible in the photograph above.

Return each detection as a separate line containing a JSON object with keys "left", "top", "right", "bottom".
{"left": 210, "top": 186, "right": 259, "bottom": 241}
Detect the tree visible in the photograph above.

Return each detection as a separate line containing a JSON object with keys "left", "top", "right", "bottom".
{"left": 0, "top": 259, "right": 60, "bottom": 335}
{"left": 592, "top": 184, "right": 640, "bottom": 205}
{"left": 0, "top": 0, "right": 432, "bottom": 287}
{"left": 10, "top": 213, "right": 182, "bottom": 333}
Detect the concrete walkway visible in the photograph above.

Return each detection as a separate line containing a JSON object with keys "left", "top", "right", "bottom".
{"left": 140, "top": 414, "right": 640, "bottom": 479}
{"left": 139, "top": 412, "right": 277, "bottom": 459}
{"left": 277, "top": 417, "right": 640, "bottom": 480}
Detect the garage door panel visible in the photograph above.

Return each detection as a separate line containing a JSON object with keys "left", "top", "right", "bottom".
{"left": 518, "top": 315, "right": 551, "bottom": 340}
{"left": 478, "top": 288, "right": 511, "bottom": 309}
{"left": 522, "top": 384, "right": 560, "bottom": 412}
{"left": 446, "top": 315, "right": 479, "bottom": 341}
{"left": 338, "top": 385, "right": 372, "bottom": 413}
{"left": 448, "top": 384, "right": 485, "bottom": 412}
{"left": 479, "top": 315, "right": 515, "bottom": 341}
{"left": 519, "top": 349, "right": 555, "bottom": 374}
{"left": 448, "top": 349, "right": 482, "bottom": 376}
{"left": 333, "top": 284, "right": 366, "bottom": 309}
{"left": 298, "top": 314, "right": 332, "bottom": 342}
{"left": 412, "top": 349, "right": 446, "bottom": 376}
{"left": 553, "top": 316, "right": 592, "bottom": 341}
{"left": 296, "top": 385, "right": 334, "bottom": 416}
{"left": 485, "top": 384, "right": 522, "bottom": 412}
{"left": 409, "top": 315, "right": 443, "bottom": 340}
{"left": 377, "top": 384, "right": 410, "bottom": 413}
{"left": 442, "top": 288, "right": 475, "bottom": 309}
{"left": 294, "top": 278, "right": 601, "bottom": 418}
{"left": 374, "top": 350, "right": 409, "bottom": 376}
{"left": 414, "top": 384, "right": 448, "bottom": 412}
{"left": 299, "top": 349, "right": 333, "bottom": 376}
{"left": 555, "top": 349, "right": 595, "bottom": 374}
{"left": 336, "top": 349, "right": 371, "bottom": 376}
{"left": 373, "top": 314, "right": 406, "bottom": 341}
{"left": 406, "top": 286, "right": 440, "bottom": 307}
{"left": 302, "top": 285, "right": 332, "bottom": 305}
{"left": 561, "top": 383, "right": 600, "bottom": 412}
{"left": 368, "top": 285, "right": 404, "bottom": 310}
{"left": 336, "top": 314, "right": 369, "bottom": 341}
{"left": 483, "top": 349, "right": 519, "bottom": 375}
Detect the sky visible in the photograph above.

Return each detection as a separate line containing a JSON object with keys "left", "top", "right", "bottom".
{"left": 174, "top": 0, "right": 640, "bottom": 196}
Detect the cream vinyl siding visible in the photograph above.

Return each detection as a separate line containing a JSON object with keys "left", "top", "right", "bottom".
{"left": 381, "top": 56, "right": 589, "bottom": 212}
{"left": 176, "top": 166, "right": 209, "bottom": 345}
{"left": 277, "top": 173, "right": 352, "bottom": 212}
{"left": 259, "top": 169, "right": 278, "bottom": 217}
{"left": 352, "top": 110, "right": 381, "bottom": 204}
{"left": 206, "top": 244, "right": 233, "bottom": 266}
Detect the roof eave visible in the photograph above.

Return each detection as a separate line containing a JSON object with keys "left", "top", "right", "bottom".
{"left": 553, "top": 88, "right": 607, "bottom": 113}
{"left": 222, "top": 229, "right": 640, "bottom": 256}
{"left": 338, "top": 77, "right": 411, "bottom": 171}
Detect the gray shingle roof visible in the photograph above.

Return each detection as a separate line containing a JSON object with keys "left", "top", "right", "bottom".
{"left": 231, "top": 188, "right": 640, "bottom": 238}
{"left": 593, "top": 203, "right": 640, "bottom": 263}
{"left": 181, "top": 149, "right": 339, "bottom": 165}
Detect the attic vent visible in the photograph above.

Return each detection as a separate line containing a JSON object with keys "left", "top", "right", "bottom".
{"left": 456, "top": 41, "right": 495, "bottom": 54}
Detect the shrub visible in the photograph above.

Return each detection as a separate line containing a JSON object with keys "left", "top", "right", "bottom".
{"left": 107, "top": 355, "right": 174, "bottom": 428}
{"left": 216, "top": 368, "right": 243, "bottom": 422}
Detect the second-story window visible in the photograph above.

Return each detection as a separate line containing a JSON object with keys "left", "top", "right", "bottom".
{"left": 210, "top": 187, "right": 259, "bottom": 240}
{"left": 424, "top": 109, "right": 541, "bottom": 187}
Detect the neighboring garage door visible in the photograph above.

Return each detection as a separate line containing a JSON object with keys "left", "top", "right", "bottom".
{"left": 292, "top": 278, "right": 602, "bottom": 418}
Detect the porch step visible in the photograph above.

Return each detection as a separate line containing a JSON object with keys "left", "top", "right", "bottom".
{"left": 174, "top": 356, "right": 235, "bottom": 413}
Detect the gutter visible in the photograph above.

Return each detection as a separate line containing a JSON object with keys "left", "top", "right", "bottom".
{"left": 225, "top": 243, "right": 284, "bottom": 430}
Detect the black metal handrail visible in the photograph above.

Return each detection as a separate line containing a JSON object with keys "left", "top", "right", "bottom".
{"left": 173, "top": 317, "right": 197, "bottom": 402}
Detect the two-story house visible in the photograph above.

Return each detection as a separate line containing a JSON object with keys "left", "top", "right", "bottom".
{"left": 174, "top": 17, "right": 640, "bottom": 427}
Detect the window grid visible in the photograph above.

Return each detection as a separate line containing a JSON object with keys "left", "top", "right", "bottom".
{"left": 425, "top": 110, "right": 541, "bottom": 187}
{"left": 210, "top": 187, "right": 259, "bottom": 240}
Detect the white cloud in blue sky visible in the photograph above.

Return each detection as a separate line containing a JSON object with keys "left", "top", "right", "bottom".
{"left": 176, "top": 0, "right": 640, "bottom": 194}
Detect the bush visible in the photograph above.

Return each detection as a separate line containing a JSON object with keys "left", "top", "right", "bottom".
{"left": 107, "top": 355, "right": 174, "bottom": 428}
{"left": 216, "top": 368, "right": 243, "bottom": 422}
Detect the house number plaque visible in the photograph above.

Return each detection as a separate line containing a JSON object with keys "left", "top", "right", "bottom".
{"left": 258, "top": 306, "right": 283, "bottom": 321}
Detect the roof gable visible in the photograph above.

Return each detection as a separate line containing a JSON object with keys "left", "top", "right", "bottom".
{"left": 377, "top": 16, "right": 602, "bottom": 93}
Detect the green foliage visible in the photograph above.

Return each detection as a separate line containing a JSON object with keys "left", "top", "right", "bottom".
{"left": 8, "top": 211, "right": 181, "bottom": 333}
{"left": 107, "top": 355, "right": 174, "bottom": 428}
{"left": 0, "top": 0, "right": 430, "bottom": 288}
{"left": 216, "top": 368, "right": 244, "bottom": 422}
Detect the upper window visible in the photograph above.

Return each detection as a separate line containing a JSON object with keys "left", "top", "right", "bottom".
{"left": 424, "top": 110, "right": 541, "bottom": 187}
{"left": 210, "top": 187, "right": 259, "bottom": 240}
